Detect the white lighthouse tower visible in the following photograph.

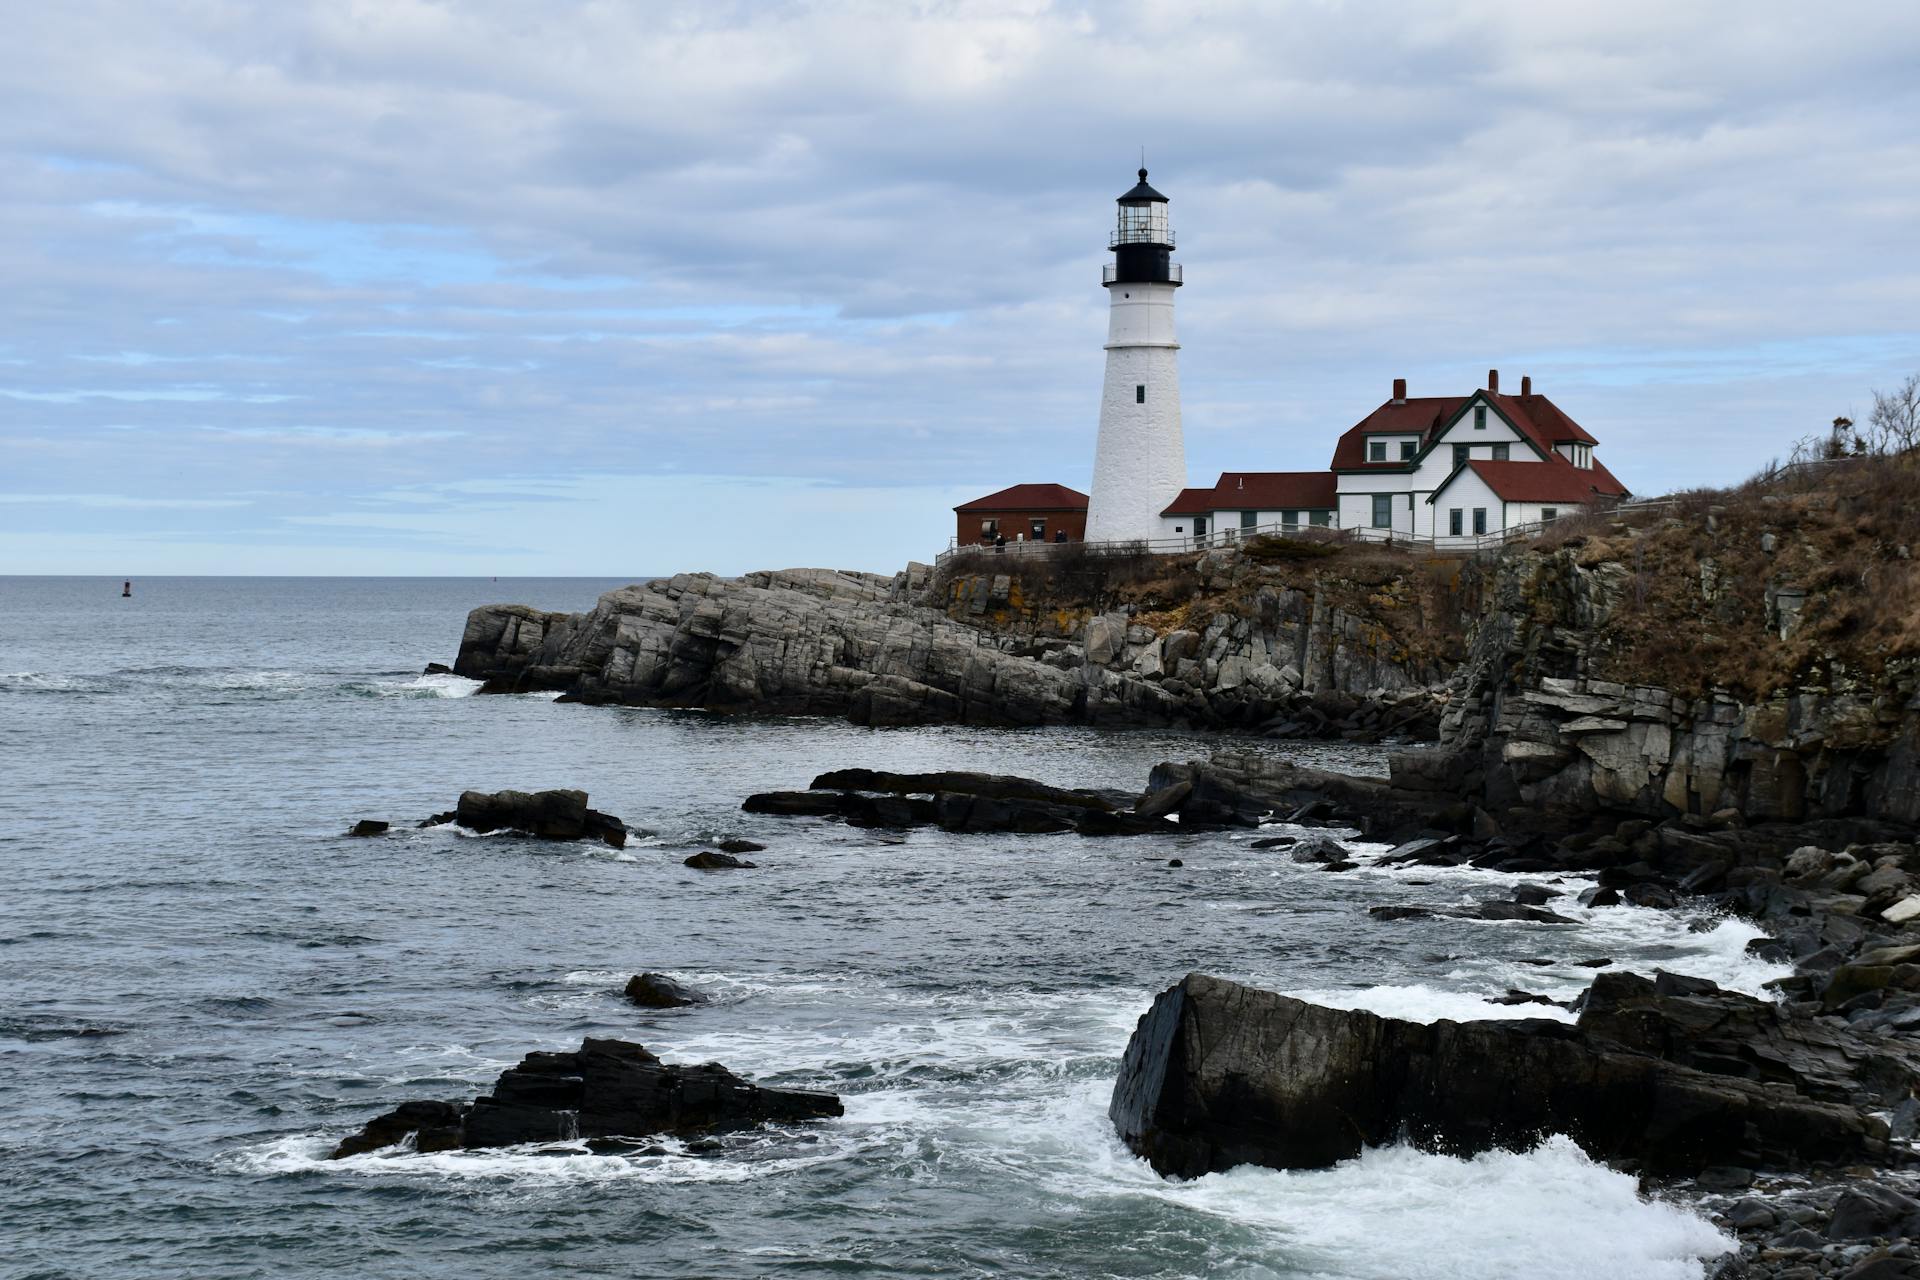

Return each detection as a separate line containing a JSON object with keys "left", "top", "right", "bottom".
{"left": 1084, "top": 168, "right": 1186, "bottom": 544}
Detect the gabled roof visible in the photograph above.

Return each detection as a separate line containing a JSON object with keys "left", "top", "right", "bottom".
{"left": 954, "top": 483, "right": 1089, "bottom": 513}
{"left": 1429, "top": 457, "right": 1629, "bottom": 505}
{"left": 1331, "top": 386, "right": 1600, "bottom": 471}
{"left": 1160, "top": 471, "right": 1337, "bottom": 515}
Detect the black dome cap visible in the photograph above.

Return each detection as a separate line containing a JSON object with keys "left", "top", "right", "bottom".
{"left": 1118, "top": 167, "right": 1168, "bottom": 204}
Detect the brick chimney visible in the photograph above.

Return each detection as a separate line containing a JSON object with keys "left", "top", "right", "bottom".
{"left": 1392, "top": 377, "right": 1406, "bottom": 404}
{"left": 1487, "top": 369, "right": 1500, "bottom": 394}
{"left": 1521, "top": 375, "right": 1532, "bottom": 397}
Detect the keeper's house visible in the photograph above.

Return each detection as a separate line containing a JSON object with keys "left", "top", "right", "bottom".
{"left": 953, "top": 483, "right": 1089, "bottom": 546}
{"left": 1329, "top": 370, "right": 1626, "bottom": 543}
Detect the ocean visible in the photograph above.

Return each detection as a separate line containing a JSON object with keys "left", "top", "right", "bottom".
{"left": 1, "top": 576, "right": 1771, "bottom": 1279}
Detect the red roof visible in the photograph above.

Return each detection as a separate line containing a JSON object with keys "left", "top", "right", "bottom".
{"left": 1160, "top": 471, "right": 1337, "bottom": 515}
{"left": 954, "top": 483, "right": 1089, "bottom": 513}
{"left": 1330, "top": 386, "right": 1600, "bottom": 471}
{"left": 1444, "top": 457, "right": 1628, "bottom": 504}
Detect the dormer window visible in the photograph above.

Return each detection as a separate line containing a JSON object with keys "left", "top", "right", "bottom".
{"left": 1474, "top": 406, "right": 1487, "bottom": 430}
{"left": 1400, "top": 440, "right": 1417, "bottom": 460}
{"left": 1369, "top": 441, "right": 1386, "bottom": 462}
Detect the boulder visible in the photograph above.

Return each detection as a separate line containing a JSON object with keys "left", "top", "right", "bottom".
{"left": 347, "top": 820, "right": 390, "bottom": 838}
{"left": 1108, "top": 973, "right": 1885, "bottom": 1180}
{"left": 451, "top": 789, "right": 627, "bottom": 848}
{"left": 330, "top": 1038, "right": 839, "bottom": 1158}
{"left": 1289, "top": 833, "right": 1354, "bottom": 865}
{"left": 624, "top": 973, "right": 707, "bottom": 1008}
{"left": 685, "top": 851, "right": 755, "bottom": 870}
{"left": 1827, "top": 1184, "right": 1920, "bottom": 1240}
{"left": 717, "top": 839, "right": 765, "bottom": 854}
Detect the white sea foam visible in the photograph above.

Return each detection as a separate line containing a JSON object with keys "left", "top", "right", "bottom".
{"left": 1286, "top": 983, "right": 1575, "bottom": 1024}
{"left": 1144, "top": 1135, "right": 1731, "bottom": 1280}
{"left": 373, "top": 672, "right": 482, "bottom": 698}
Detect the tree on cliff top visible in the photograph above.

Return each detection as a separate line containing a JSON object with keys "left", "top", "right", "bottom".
{"left": 1868, "top": 372, "right": 1920, "bottom": 455}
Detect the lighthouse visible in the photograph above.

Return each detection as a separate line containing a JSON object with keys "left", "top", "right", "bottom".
{"left": 1084, "top": 168, "right": 1186, "bottom": 544}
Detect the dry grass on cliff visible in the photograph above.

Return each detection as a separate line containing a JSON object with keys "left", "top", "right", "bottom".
{"left": 1533, "top": 452, "right": 1920, "bottom": 698}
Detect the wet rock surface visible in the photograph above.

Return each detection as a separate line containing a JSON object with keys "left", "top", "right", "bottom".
{"left": 743, "top": 768, "right": 1172, "bottom": 837}
{"left": 330, "top": 1038, "right": 840, "bottom": 1159}
{"left": 422, "top": 788, "right": 629, "bottom": 848}
{"left": 1109, "top": 973, "right": 1890, "bottom": 1182}
{"left": 624, "top": 974, "right": 707, "bottom": 1008}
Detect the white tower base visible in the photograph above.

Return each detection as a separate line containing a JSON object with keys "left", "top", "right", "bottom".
{"left": 1085, "top": 281, "right": 1185, "bottom": 543}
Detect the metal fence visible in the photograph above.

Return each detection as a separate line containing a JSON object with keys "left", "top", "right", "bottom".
{"left": 932, "top": 516, "right": 1584, "bottom": 567}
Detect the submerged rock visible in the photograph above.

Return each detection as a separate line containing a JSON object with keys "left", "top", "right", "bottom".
{"left": 717, "top": 839, "right": 765, "bottom": 854}
{"left": 685, "top": 851, "right": 754, "bottom": 870}
{"left": 346, "top": 820, "right": 389, "bottom": 838}
{"left": 330, "top": 1037, "right": 839, "bottom": 1158}
{"left": 1109, "top": 973, "right": 1885, "bottom": 1180}
{"left": 624, "top": 973, "right": 707, "bottom": 1009}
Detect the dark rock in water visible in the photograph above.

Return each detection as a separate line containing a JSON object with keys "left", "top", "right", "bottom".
{"left": 422, "top": 662, "right": 454, "bottom": 676}
{"left": 1574, "top": 958, "right": 1614, "bottom": 968}
{"left": 331, "top": 1098, "right": 467, "bottom": 1158}
{"left": 1321, "top": 860, "right": 1360, "bottom": 873}
{"left": 1827, "top": 1184, "right": 1920, "bottom": 1240}
{"left": 1578, "top": 886, "right": 1622, "bottom": 908}
{"left": 347, "top": 819, "right": 390, "bottom": 838}
{"left": 1489, "top": 989, "right": 1559, "bottom": 1007}
{"left": 1249, "top": 835, "right": 1297, "bottom": 849}
{"left": 1369, "top": 905, "right": 1435, "bottom": 922}
{"left": 1623, "top": 883, "right": 1679, "bottom": 909}
{"left": 451, "top": 789, "right": 627, "bottom": 848}
{"left": 1723, "top": 1197, "right": 1777, "bottom": 1231}
{"left": 746, "top": 769, "right": 1167, "bottom": 837}
{"left": 1108, "top": 973, "right": 1886, "bottom": 1180}
{"left": 1511, "top": 883, "right": 1561, "bottom": 906}
{"left": 685, "top": 851, "right": 754, "bottom": 870}
{"left": 624, "top": 973, "right": 707, "bottom": 1009}
{"left": 1167, "top": 858, "right": 1183, "bottom": 868}
{"left": 717, "top": 839, "right": 765, "bottom": 854}
{"left": 330, "top": 1038, "right": 840, "bottom": 1158}
{"left": 1289, "top": 833, "right": 1353, "bottom": 865}
{"left": 1464, "top": 902, "right": 1576, "bottom": 924}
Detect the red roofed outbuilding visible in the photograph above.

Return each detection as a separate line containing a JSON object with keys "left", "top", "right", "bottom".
{"left": 954, "top": 483, "right": 1089, "bottom": 546}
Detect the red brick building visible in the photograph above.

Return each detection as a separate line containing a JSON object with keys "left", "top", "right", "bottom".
{"left": 953, "top": 483, "right": 1089, "bottom": 546}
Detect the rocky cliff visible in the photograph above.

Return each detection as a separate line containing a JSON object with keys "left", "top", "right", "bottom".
{"left": 453, "top": 546, "right": 1463, "bottom": 732}
{"left": 1413, "top": 507, "right": 1920, "bottom": 825}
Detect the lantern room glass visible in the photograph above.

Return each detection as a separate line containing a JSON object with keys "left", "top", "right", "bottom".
{"left": 1114, "top": 201, "right": 1170, "bottom": 246}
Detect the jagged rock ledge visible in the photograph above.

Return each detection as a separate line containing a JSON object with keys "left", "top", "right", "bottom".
{"left": 451, "top": 564, "right": 1447, "bottom": 731}
{"left": 1109, "top": 973, "right": 1896, "bottom": 1181}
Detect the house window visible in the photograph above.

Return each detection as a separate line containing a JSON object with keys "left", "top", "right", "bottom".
{"left": 1492, "top": 443, "right": 1510, "bottom": 461}
{"left": 1030, "top": 519, "right": 1046, "bottom": 540}
{"left": 1282, "top": 509, "right": 1299, "bottom": 530}
{"left": 1449, "top": 508, "right": 1463, "bottom": 536}
{"left": 1400, "top": 440, "right": 1417, "bottom": 460}
{"left": 1542, "top": 508, "right": 1558, "bottom": 523}
{"left": 1453, "top": 444, "right": 1470, "bottom": 468}
{"left": 1310, "top": 510, "right": 1331, "bottom": 527}
{"left": 1240, "top": 510, "right": 1258, "bottom": 531}
{"left": 1193, "top": 516, "right": 1208, "bottom": 540}
{"left": 1369, "top": 440, "right": 1386, "bottom": 462}
{"left": 1136, "top": 384, "right": 1145, "bottom": 404}
{"left": 980, "top": 519, "right": 998, "bottom": 542}
{"left": 1371, "top": 495, "right": 1392, "bottom": 528}
{"left": 1474, "top": 406, "right": 1487, "bottom": 430}
{"left": 1472, "top": 508, "right": 1487, "bottom": 535}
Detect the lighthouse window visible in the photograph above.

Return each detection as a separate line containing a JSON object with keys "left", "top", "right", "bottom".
{"left": 1135, "top": 384, "right": 1145, "bottom": 404}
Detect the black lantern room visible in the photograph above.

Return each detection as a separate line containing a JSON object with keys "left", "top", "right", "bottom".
{"left": 1105, "top": 168, "right": 1181, "bottom": 288}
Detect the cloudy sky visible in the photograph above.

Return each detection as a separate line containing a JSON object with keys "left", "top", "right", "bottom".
{"left": 3, "top": 1, "right": 1917, "bottom": 576}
